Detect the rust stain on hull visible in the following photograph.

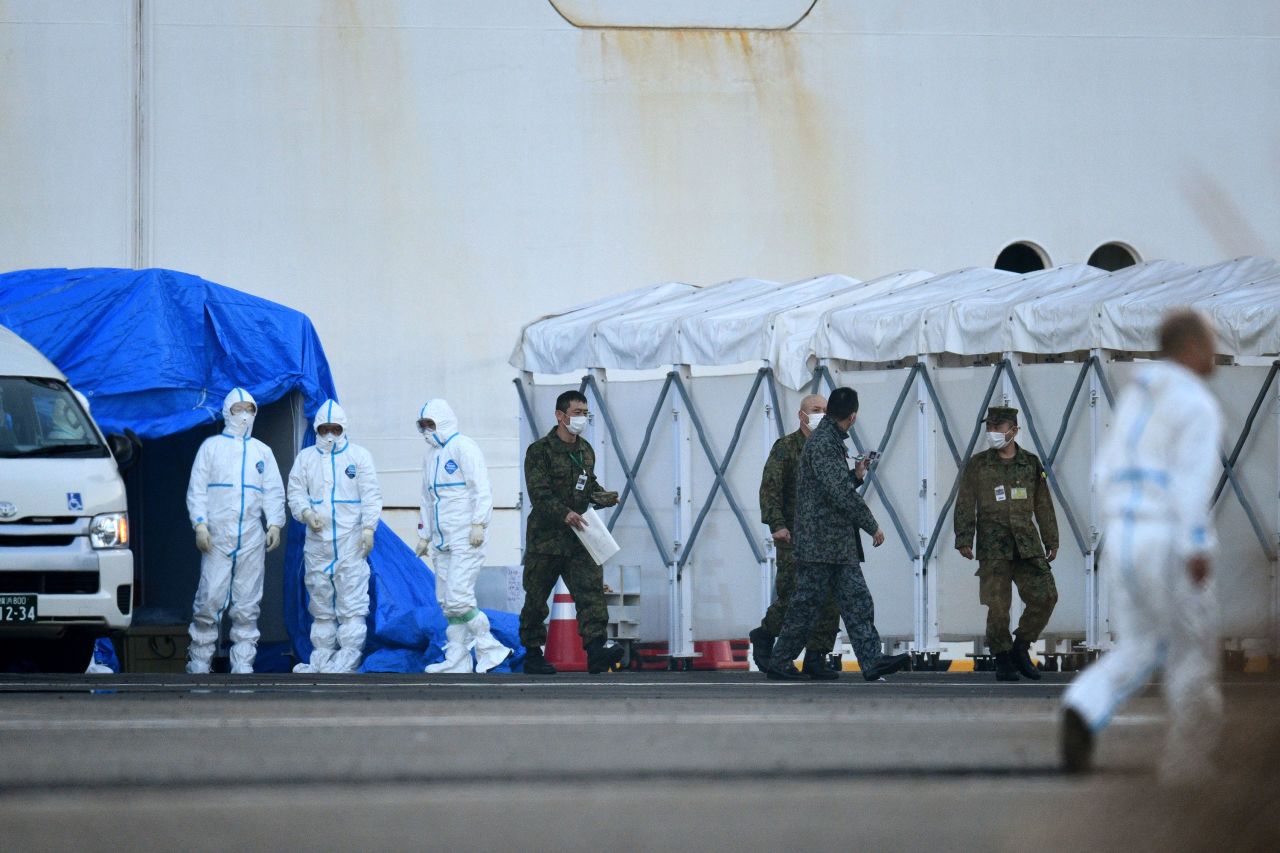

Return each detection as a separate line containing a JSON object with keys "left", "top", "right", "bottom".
{"left": 580, "top": 27, "right": 862, "bottom": 278}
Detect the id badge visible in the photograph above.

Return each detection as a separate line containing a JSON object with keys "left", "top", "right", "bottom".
{"left": 1011, "top": 486, "right": 1028, "bottom": 500}
{"left": 994, "top": 485, "right": 1006, "bottom": 502}
{"left": 575, "top": 473, "right": 588, "bottom": 492}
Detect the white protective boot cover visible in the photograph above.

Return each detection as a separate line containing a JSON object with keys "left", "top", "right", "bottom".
{"left": 293, "top": 648, "right": 335, "bottom": 674}
{"left": 469, "top": 610, "right": 512, "bottom": 673}
{"left": 426, "top": 623, "right": 474, "bottom": 673}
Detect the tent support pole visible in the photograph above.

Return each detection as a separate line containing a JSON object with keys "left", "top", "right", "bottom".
{"left": 669, "top": 365, "right": 696, "bottom": 663}
{"left": 1086, "top": 351, "right": 1102, "bottom": 650}
{"left": 915, "top": 356, "right": 935, "bottom": 651}
{"left": 1274, "top": 364, "right": 1280, "bottom": 658}
{"left": 514, "top": 373, "right": 540, "bottom": 560}
{"left": 759, "top": 364, "right": 784, "bottom": 651}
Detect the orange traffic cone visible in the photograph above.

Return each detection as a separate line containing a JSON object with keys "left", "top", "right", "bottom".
{"left": 544, "top": 578, "right": 587, "bottom": 672}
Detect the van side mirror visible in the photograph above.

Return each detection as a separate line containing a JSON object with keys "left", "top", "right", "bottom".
{"left": 107, "top": 429, "right": 142, "bottom": 471}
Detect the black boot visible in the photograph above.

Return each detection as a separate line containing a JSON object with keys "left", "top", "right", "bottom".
{"left": 803, "top": 651, "right": 840, "bottom": 681}
{"left": 994, "top": 650, "right": 1020, "bottom": 682}
{"left": 1061, "top": 707, "right": 1094, "bottom": 774}
{"left": 862, "top": 652, "right": 910, "bottom": 682}
{"left": 585, "top": 638, "right": 625, "bottom": 674}
{"left": 1011, "top": 640, "right": 1042, "bottom": 680}
{"left": 522, "top": 647, "right": 557, "bottom": 675}
{"left": 766, "top": 661, "right": 807, "bottom": 681}
{"left": 749, "top": 627, "right": 775, "bottom": 671}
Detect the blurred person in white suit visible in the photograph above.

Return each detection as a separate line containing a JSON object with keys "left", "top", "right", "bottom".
{"left": 1061, "top": 309, "right": 1225, "bottom": 783}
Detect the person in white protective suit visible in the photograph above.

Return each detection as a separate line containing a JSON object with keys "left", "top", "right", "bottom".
{"left": 414, "top": 399, "right": 511, "bottom": 673}
{"left": 1061, "top": 310, "right": 1225, "bottom": 783}
{"left": 288, "top": 400, "right": 383, "bottom": 674}
{"left": 186, "top": 388, "right": 286, "bottom": 675}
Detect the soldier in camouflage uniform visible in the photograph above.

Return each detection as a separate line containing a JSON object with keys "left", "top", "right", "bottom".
{"left": 766, "top": 387, "right": 911, "bottom": 682}
{"left": 519, "top": 389, "right": 624, "bottom": 675}
{"left": 953, "top": 405, "right": 1059, "bottom": 681}
{"left": 750, "top": 394, "right": 842, "bottom": 678}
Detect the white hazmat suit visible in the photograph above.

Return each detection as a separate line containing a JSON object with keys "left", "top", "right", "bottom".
{"left": 186, "top": 388, "right": 286, "bottom": 674}
{"left": 288, "top": 400, "right": 383, "bottom": 674}
{"left": 416, "top": 399, "right": 509, "bottom": 673}
{"left": 1063, "top": 360, "right": 1225, "bottom": 782}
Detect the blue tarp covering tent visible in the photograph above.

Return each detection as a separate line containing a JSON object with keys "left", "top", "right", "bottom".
{"left": 0, "top": 267, "right": 522, "bottom": 672}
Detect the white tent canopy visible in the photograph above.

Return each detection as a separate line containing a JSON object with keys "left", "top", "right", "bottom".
{"left": 773, "top": 269, "right": 935, "bottom": 389}
{"left": 508, "top": 280, "right": 699, "bottom": 374}
{"left": 1098, "top": 256, "right": 1280, "bottom": 353}
{"left": 674, "top": 273, "right": 863, "bottom": 367}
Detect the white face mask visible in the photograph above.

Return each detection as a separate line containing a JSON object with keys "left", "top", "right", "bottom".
{"left": 226, "top": 412, "right": 255, "bottom": 438}
{"left": 315, "top": 433, "right": 338, "bottom": 452}
{"left": 806, "top": 412, "right": 824, "bottom": 431}
{"left": 566, "top": 415, "right": 588, "bottom": 436}
{"left": 419, "top": 426, "right": 435, "bottom": 444}
{"left": 986, "top": 431, "right": 1008, "bottom": 450}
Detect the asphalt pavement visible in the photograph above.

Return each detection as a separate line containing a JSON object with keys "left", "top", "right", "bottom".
{"left": 0, "top": 671, "right": 1276, "bottom": 851}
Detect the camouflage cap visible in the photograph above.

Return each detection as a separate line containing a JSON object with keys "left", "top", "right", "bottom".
{"left": 984, "top": 406, "right": 1018, "bottom": 426}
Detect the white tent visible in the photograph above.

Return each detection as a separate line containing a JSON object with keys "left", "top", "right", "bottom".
{"left": 511, "top": 259, "right": 1280, "bottom": 665}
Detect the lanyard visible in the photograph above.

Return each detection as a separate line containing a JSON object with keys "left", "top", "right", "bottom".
{"left": 568, "top": 449, "right": 585, "bottom": 472}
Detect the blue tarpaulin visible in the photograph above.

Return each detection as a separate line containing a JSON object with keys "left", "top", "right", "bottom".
{"left": 0, "top": 267, "right": 521, "bottom": 672}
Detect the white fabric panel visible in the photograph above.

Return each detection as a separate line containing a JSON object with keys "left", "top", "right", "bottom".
{"left": 772, "top": 270, "right": 935, "bottom": 390}
{"left": 1099, "top": 257, "right": 1280, "bottom": 353}
{"left": 817, "top": 268, "right": 1019, "bottom": 364}
{"left": 509, "top": 281, "right": 698, "bottom": 373}
{"left": 921, "top": 264, "right": 1104, "bottom": 356}
{"left": 1009, "top": 260, "right": 1192, "bottom": 354}
{"left": 675, "top": 274, "right": 863, "bottom": 366}
{"left": 1203, "top": 273, "right": 1280, "bottom": 356}
{"left": 592, "top": 277, "right": 783, "bottom": 369}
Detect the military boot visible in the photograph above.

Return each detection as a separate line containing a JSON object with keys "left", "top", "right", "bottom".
{"left": 1011, "top": 640, "right": 1042, "bottom": 680}
{"left": 803, "top": 651, "right": 839, "bottom": 680}
{"left": 585, "top": 638, "right": 625, "bottom": 674}
{"left": 522, "top": 646, "right": 557, "bottom": 675}
{"left": 748, "top": 627, "right": 775, "bottom": 671}
{"left": 993, "top": 650, "right": 1020, "bottom": 682}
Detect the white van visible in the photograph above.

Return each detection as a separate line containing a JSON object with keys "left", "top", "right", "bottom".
{"left": 0, "top": 324, "right": 137, "bottom": 671}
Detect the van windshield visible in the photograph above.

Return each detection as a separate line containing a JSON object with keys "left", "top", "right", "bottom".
{"left": 0, "top": 376, "right": 110, "bottom": 459}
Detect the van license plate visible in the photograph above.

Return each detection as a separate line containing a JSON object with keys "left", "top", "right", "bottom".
{"left": 0, "top": 594, "right": 37, "bottom": 623}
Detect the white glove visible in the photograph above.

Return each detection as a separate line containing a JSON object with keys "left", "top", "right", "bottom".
{"left": 414, "top": 537, "right": 431, "bottom": 557}
{"left": 301, "top": 509, "right": 324, "bottom": 532}
{"left": 265, "top": 525, "right": 281, "bottom": 552}
{"left": 194, "top": 523, "right": 211, "bottom": 554}
{"left": 469, "top": 523, "right": 486, "bottom": 548}
{"left": 360, "top": 528, "right": 375, "bottom": 558}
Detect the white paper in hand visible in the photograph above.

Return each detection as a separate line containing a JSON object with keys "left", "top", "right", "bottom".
{"left": 571, "top": 507, "right": 621, "bottom": 566}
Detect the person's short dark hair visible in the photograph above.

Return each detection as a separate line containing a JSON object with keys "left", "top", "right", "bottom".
{"left": 1159, "top": 309, "right": 1213, "bottom": 357}
{"left": 556, "top": 389, "right": 588, "bottom": 413}
{"left": 827, "top": 387, "right": 859, "bottom": 421}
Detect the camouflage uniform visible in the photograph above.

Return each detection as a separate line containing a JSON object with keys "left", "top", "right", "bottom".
{"left": 954, "top": 442, "right": 1060, "bottom": 653}
{"left": 758, "top": 428, "right": 840, "bottom": 656}
{"left": 519, "top": 427, "right": 610, "bottom": 650}
{"left": 769, "top": 417, "right": 888, "bottom": 671}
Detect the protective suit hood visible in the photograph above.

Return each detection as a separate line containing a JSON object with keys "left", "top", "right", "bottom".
{"left": 420, "top": 399, "right": 459, "bottom": 447}
{"left": 222, "top": 387, "right": 257, "bottom": 438}
{"left": 314, "top": 399, "right": 350, "bottom": 434}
